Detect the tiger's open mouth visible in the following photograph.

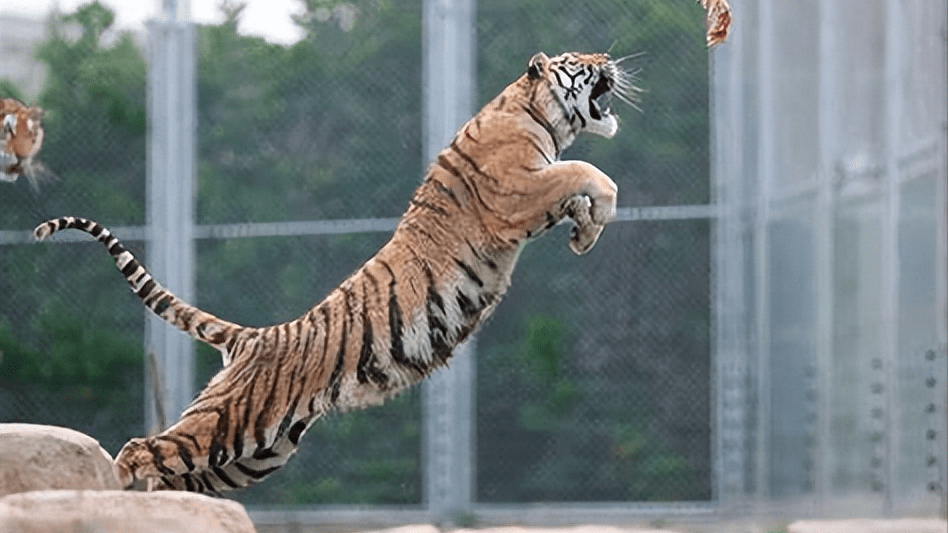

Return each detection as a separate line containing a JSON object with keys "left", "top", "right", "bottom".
{"left": 588, "top": 75, "right": 612, "bottom": 121}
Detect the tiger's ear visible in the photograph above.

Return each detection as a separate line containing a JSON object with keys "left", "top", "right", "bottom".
{"left": 526, "top": 52, "right": 549, "bottom": 80}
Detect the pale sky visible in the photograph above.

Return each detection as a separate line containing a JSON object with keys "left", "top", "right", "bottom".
{"left": 2, "top": 0, "right": 305, "bottom": 45}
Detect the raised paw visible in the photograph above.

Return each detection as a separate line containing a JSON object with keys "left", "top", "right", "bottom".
{"left": 569, "top": 222, "right": 604, "bottom": 255}
{"left": 564, "top": 195, "right": 605, "bottom": 255}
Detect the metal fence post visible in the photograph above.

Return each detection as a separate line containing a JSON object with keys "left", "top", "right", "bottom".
{"left": 144, "top": 12, "right": 197, "bottom": 434}
{"left": 421, "top": 0, "right": 476, "bottom": 521}
{"left": 813, "top": 0, "right": 838, "bottom": 509}
{"left": 710, "top": 0, "right": 752, "bottom": 504}
{"left": 880, "top": 0, "right": 905, "bottom": 515}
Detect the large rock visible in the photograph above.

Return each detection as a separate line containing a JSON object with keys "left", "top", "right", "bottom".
{"left": 788, "top": 519, "right": 948, "bottom": 533}
{"left": 0, "top": 423, "right": 120, "bottom": 496}
{"left": 0, "top": 490, "right": 257, "bottom": 533}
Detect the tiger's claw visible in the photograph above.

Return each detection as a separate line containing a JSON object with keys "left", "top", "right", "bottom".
{"left": 564, "top": 195, "right": 605, "bottom": 255}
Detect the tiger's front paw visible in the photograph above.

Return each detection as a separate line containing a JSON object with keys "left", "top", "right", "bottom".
{"left": 564, "top": 195, "right": 605, "bottom": 255}
{"left": 569, "top": 222, "right": 604, "bottom": 255}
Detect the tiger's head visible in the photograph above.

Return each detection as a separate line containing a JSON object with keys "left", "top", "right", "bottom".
{"left": 524, "top": 51, "right": 639, "bottom": 147}
{"left": 2, "top": 101, "right": 45, "bottom": 161}
{"left": 1, "top": 98, "right": 46, "bottom": 181}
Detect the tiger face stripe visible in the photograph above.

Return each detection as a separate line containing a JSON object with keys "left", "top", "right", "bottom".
{"left": 33, "top": 51, "right": 636, "bottom": 493}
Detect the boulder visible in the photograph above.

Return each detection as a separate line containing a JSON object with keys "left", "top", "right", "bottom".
{"left": 0, "top": 423, "right": 120, "bottom": 496}
{"left": 0, "top": 490, "right": 257, "bottom": 533}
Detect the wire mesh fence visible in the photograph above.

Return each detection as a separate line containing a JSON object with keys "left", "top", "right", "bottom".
{"left": 0, "top": 0, "right": 148, "bottom": 458}
{"left": 0, "top": 238, "right": 147, "bottom": 456}
{"left": 1, "top": 0, "right": 945, "bottom": 523}
{"left": 475, "top": 220, "right": 711, "bottom": 503}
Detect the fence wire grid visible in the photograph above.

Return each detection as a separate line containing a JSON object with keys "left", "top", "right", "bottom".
{"left": 1, "top": 0, "right": 946, "bottom": 525}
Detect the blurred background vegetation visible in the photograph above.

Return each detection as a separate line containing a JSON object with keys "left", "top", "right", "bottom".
{"left": 0, "top": 0, "right": 709, "bottom": 505}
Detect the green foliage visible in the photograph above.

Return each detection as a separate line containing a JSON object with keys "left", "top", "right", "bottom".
{"left": 0, "top": 312, "right": 145, "bottom": 454}
{"left": 612, "top": 423, "right": 698, "bottom": 500}
{"left": 0, "top": 0, "right": 147, "bottom": 229}
{"left": 37, "top": 2, "right": 146, "bottom": 138}
{"left": 518, "top": 315, "right": 579, "bottom": 432}
{"left": 523, "top": 314, "right": 564, "bottom": 382}
{"left": 0, "top": 314, "right": 141, "bottom": 394}
{"left": 0, "top": 80, "right": 25, "bottom": 101}
{"left": 195, "top": 0, "right": 422, "bottom": 225}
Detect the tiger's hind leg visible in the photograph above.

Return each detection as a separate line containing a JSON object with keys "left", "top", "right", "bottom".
{"left": 114, "top": 437, "right": 188, "bottom": 490}
{"left": 114, "top": 430, "right": 216, "bottom": 492}
{"left": 114, "top": 388, "right": 307, "bottom": 494}
{"left": 114, "top": 407, "right": 233, "bottom": 493}
{"left": 116, "top": 431, "right": 299, "bottom": 494}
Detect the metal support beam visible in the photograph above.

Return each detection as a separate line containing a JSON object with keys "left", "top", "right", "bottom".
{"left": 144, "top": 19, "right": 197, "bottom": 434}
{"left": 421, "top": 0, "right": 476, "bottom": 521}
{"left": 880, "top": 0, "right": 905, "bottom": 516}
{"left": 710, "top": 0, "right": 751, "bottom": 504}
{"left": 813, "top": 0, "right": 838, "bottom": 510}
{"left": 754, "top": 0, "right": 774, "bottom": 500}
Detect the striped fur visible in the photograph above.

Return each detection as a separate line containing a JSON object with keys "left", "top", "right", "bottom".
{"left": 33, "top": 52, "right": 636, "bottom": 494}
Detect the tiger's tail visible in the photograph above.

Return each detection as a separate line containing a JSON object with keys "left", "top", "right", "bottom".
{"left": 34, "top": 216, "right": 243, "bottom": 365}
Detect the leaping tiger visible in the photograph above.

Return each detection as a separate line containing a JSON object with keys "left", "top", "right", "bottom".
{"left": 33, "top": 51, "right": 639, "bottom": 494}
